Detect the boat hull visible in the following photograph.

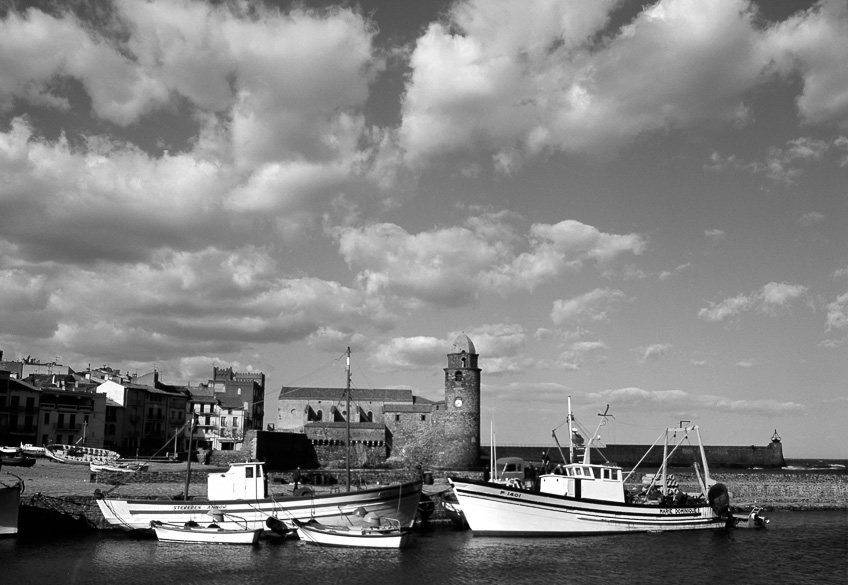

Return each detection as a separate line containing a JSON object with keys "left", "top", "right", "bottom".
{"left": 45, "top": 444, "right": 121, "bottom": 465}
{"left": 450, "top": 479, "right": 724, "bottom": 536}
{"left": 152, "top": 522, "right": 261, "bottom": 544}
{"left": 295, "top": 520, "right": 412, "bottom": 548}
{"left": 96, "top": 480, "right": 423, "bottom": 532}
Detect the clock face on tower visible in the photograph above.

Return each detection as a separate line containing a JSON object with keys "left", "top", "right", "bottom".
{"left": 454, "top": 398, "right": 463, "bottom": 408}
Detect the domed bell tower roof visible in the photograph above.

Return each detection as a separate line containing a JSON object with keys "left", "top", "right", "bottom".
{"left": 451, "top": 333, "right": 476, "bottom": 355}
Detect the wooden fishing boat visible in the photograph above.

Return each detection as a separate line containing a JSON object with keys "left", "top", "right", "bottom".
{"left": 450, "top": 397, "right": 733, "bottom": 536}
{"left": 294, "top": 518, "right": 413, "bottom": 548}
{"left": 97, "top": 460, "right": 422, "bottom": 532}
{"left": 89, "top": 461, "right": 147, "bottom": 473}
{"left": 0, "top": 454, "right": 36, "bottom": 468}
{"left": 151, "top": 520, "right": 262, "bottom": 544}
{"left": 45, "top": 444, "right": 121, "bottom": 465}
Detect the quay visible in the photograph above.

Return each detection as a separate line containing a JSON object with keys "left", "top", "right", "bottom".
{"left": 4, "top": 458, "right": 846, "bottom": 533}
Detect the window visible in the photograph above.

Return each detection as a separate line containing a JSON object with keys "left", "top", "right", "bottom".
{"left": 233, "top": 418, "right": 238, "bottom": 428}
{"left": 70, "top": 414, "right": 76, "bottom": 429}
{"left": 204, "top": 416, "right": 211, "bottom": 426}
{"left": 44, "top": 412, "right": 50, "bottom": 424}
{"left": 221, "top": 417, "right": 227, "bottom": 427}
{"left": 245, "top": 467, "right": 254, "bottom": 478}
{"left": 58, "top": 413, "right": 65, "bottom": 428}
{"left": 420, "top": 415, "right": 426, "bottom": 421}
{"left": 395, "top": 414, "right": 400, "bottom": 422}
{"left": 454, "top": 371, "right": 463, "bottom": 381}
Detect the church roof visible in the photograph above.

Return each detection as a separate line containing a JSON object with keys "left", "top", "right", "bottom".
{"left": 278, "top": 387, "right": 414, "bottom": 403}
{"left": 451, "top": 333, "right": 476, "bottom": 354}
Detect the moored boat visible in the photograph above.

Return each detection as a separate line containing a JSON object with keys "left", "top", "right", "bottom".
{"left": 44, "top": 444, "right": 121, "bottom": 465}
{"left": 0, "top": 454, "right": 36, "bottom": 468}
{"left": 151, "top": 520, "right": 262, "bottom": 544}
{"left": 450, "top": 398, "right": 734, "bottom": 536}
{"left": 89, "top": 461, "right": 148, "bottom": 473}
{"left": 96, "top": 460, "right": 422, "bottom": 533}
{"left": 294, "top": 516, "right": 413, "bottom": 549}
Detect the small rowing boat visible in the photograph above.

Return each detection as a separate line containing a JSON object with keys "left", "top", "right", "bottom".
{"left": 294, "top": 517, "right": 413, "bottom": 549}
{"left": 151, "top": 520, "right": 262, "bottom": 544}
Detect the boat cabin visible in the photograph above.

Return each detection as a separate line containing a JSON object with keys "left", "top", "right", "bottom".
{"left": 539, "top": 463, "right": 625, "bottom": 503}
{"left": 208, "top": 461, "right": 268, "bottom": 501}
{"left": 494, "top": 457, "right": 526, "bottom": 481}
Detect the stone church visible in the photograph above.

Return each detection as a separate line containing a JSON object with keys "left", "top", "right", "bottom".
{"left": 275, "top": 334, "right": 481, "bottom": 469}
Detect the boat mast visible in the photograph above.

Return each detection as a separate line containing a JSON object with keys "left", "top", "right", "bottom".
{"left": 567, "top": 396, "right": 575, "bottom": 464}
{"left": 345, "top": 346, "right": 351, "bottom": 493}
{"left": 183, "top": 414, "right": 195, "bottom": 500}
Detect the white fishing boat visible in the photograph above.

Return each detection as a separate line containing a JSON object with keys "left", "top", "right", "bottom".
{"left": 151, "top": 520, "right": 262, "bottom": 544}
{"left": 450, "top": 397, "right": 733, "bottom": 536}
{"left": 294, "top": 515, "right": 413, "bottom": 549}
{"left": 44, "top": 444, "right": 121, "bottom": 465}
{"left": 97, "top": 350, "right": 421, "bottom": 533}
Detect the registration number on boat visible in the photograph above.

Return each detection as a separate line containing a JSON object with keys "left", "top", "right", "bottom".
{"left": 172, "top": 505, "right": 228, "bottom": 510}
{"left": 659, "top": 508, "right": 696, "bottom": 515}
{"left": 498, "top": 490, "right": 523, "bottom": 499}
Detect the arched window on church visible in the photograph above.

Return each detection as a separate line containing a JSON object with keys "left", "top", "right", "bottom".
{"left": 366, "top": 411, "right": 373, "bottom": 422}
{"left": 316, "top": 409, "right": 323, "bottom": 421}
{"left": 461, "top": 357, "right": 466, "bottom": 367}
{"left": 454, "top": 371, "right": 463, "bottom": 381}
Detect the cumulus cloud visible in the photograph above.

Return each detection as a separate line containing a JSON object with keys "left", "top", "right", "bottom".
{"left": 369, "top": 323, "right": 532, "bottom": 375}
{"left": 705, "top": 137, "right": 838, "bottom": 185}
{"left": 557, "top": 340, "right": 609, "bottom": 371}
{"left": 551, "top": 288, "right": 626, "bottom": 326}
{"left": 331, "top": 216, "right": 643, "bottom": 308}
{"left": 765, "top": 0, "right": 848, "bottom": 128}
{"left": 698, "top": 281, "right": 809, "bottom": 322}
{"left": 585, "top": 387, "right": 806, "bottom": 416}
{"left": 638, "top": 343, "right": 672, "bottom": 363}
{"left": 826, "top": 292, "right": 848, "bottom": 330}
{"left": 397, "top": 0, "right": 848, "bottom": 167}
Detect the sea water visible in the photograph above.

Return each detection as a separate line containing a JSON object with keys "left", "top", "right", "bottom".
{"left": 2, "top": 510, "right": 845, "bottom": 585}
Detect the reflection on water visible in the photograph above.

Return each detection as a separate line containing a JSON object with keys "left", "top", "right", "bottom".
{"left": 2, "top": 511, "right": 846, "bottom": 585}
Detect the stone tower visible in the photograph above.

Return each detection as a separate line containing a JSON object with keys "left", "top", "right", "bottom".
{"left": 441, "top": 334, "right": 481, "bottom": 469}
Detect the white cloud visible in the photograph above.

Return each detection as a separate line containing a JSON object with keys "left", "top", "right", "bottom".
{"left": 765, "top": 0, "right": 848, "bottom": 129}
{"left": 825, "top": 292, "right": 848, "bottom": 330}
{"left": 332, "top": 216, "right": 643, "bottom": 308}
{"left": 585, "top": 387, "right": 806, "bottom": 416}
{"left": 638, "top": 343, "right": 672, "bottom": 363}
{"left": 704, "top": 229, "right": 725, "bottom": 242}
{"left": 799, "top": 212, "right": 825, "bottom": 227}
{"left": 551, "top": 288, "right": 626, "bottom": 326}
{"left": 399, "top": 0, "right": 782, "bottom": 166}
{"left": 698, "top": 281, "right": 809, "bottom": 322}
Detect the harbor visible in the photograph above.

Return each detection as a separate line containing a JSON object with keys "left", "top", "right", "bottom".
{"left": 3, "top": 455, "right": 845, "bottom": 536}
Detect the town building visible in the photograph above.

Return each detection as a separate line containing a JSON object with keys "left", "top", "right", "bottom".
{"left": 209, "top": 367, "right": 265, "bottom": 430}
{"left": 275, "top": 334, "right": 482, "bottom": 469}
{"left": 0, "top": 369, "right": 41, "bottom": 447}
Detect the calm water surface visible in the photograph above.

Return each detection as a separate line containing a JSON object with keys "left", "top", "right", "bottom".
{"left": 3, "top": 511, "right": 846, "bottom": 585}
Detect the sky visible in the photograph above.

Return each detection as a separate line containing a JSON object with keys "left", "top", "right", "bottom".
{"left": 0, "top": 0, "right": 845, "bottom": 458}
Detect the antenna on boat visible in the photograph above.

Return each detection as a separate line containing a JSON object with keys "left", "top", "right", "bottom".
{"left": 583, "top": 404, "right": 612, "bottom": 465}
